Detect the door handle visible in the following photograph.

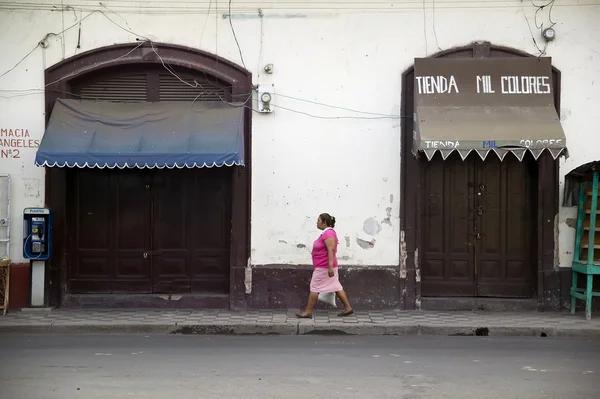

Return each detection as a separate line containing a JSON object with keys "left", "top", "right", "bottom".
{"left": 468, "top": 232, "right": 482, "bottom": 240}
{"left": 143, "top": 251, "right": 159, "bottom": 258}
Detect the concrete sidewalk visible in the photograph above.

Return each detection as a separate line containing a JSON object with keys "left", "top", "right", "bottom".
{"left": 0, "top": 309, "right": 599, "bottom": 337}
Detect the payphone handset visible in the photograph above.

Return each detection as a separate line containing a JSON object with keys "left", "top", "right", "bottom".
{"left": 23, "top": 208, "right": 52, "bottom": 260}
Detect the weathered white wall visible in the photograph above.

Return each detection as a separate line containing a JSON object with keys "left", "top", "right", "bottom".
{"left": 0, "top": 0, "right": 598, "bottom": 267}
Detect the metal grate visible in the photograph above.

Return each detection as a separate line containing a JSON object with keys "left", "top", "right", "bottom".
{"left": 79, "top": 74, "right": 148, "bottom": 102}
{"left": 158, "top": 74, "right": 231, "bottom": 102}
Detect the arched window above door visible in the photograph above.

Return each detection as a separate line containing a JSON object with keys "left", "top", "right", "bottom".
{"left": 69, "top": 64, "right": 233, "bottom": 103}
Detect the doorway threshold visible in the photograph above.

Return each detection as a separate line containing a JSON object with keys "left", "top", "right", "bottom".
{"left": 421, "top": 297, "right": 538, "bottom": 312}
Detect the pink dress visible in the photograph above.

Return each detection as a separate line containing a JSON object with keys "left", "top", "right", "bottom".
{"left": 310, "top": 228, "right": 344, "bottom": 293}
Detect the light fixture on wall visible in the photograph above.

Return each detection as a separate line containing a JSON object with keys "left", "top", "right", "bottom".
{"left": 258, "top": 84, "right": 274, "bottom": 113}
{"left": 542, "top": 27, "right": 556, "bottom": 42}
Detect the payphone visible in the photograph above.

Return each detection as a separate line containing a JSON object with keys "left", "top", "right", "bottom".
{"left": 23, "top": 207, "right": 52, "bottom": 260}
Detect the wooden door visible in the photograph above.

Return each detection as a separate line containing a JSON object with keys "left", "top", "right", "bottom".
{"left": 70, "top": 169, "right": 152, "bottom": 294}
{"left": 150, "top": 169, "right": 231, "bottom": 294}
{"left": 421, "top": 152, "right": 476, "bottom": 296}
{"left": 151, "top": 170, "right": 191, "bottom": 293}
{"left": 69, "top": 168, "right": 231, "bottom": 295}
{"left": 421, "top": 152, "right": 536, "bottom": 298}
{"left": 475, "top": 155, "right": 535, "bottom": 297}
{"left": 188, "top": 168, "right": 232, "bottom": 294}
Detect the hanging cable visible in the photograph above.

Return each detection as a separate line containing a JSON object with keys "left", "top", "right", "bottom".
{"left": 0, "top": 5, "right": 409, "bottom": 120}
{"left": 228, "top": 0, "right": 247, "bottom": 70}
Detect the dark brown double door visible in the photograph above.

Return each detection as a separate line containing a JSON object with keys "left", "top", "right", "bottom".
{"left": 68, "top": 168, "right": 232, "bottom": 294}
{"left": 421, "top": 152, "right": 537, "bottom": 298}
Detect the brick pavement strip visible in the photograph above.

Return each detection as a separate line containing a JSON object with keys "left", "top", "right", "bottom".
{"left": 0, "top": 310, "right": 598, "bottom": 337}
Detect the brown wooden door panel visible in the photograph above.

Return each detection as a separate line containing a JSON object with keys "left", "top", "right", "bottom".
{"left": 70, "top": 167, "right": 231, "bottom": 295}
{"left": 421, "top": 152, "right": 475, "bottom": 297}
{"left": 151, "top": 168, "right": 231, "bottom": 294}
{"left": 70, "top": 169, "right": 112, "bottom": 293}
{"left": 151, "top": 170, "right": 191, "bottom": 293}
{"left": 112, "top": 170, "right": 152, "bottom": 293}
{"left": 421, "top": 152, "right": 536, "bottom": 298}
{"left": 189, "top": 169, "right": 231, "bottom": 294}
{"left": 475, "top": 154, "right": 535, "bottom": 297}
{"left": 70, "top": 169, "right": 152, "bottom": 294}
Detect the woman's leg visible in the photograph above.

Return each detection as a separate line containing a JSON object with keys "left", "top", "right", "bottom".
{"left": 335, "top": 290, "right": 353, "bottom": 312}
{"left": 299, "top": 292, "right": 319, "bottom": 316}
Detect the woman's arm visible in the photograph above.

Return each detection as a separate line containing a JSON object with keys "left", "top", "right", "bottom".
{"left": 324, "top": 237, "right": 336, "bottom": 277}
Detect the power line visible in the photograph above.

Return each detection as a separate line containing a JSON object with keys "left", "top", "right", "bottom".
{"left": 228, "top": 0, "right": 247, "bottom": 70}
{"left": 0, "top": 5, "right": 407, "bottom": 120}
{"left": 1, "top": 1, "right": 598, "bottom": 13}
{"left": 272, "top": 104, "right": 403, "bottom": 120}
{"left": 0, "top": 44, "right": 40, "bottom": 80}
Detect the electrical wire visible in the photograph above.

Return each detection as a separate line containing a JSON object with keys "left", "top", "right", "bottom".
{"left": 271, "top": 104, "right": 402, "bottom": 120}
{"left": 274, "top": 93, "right": 402, "bottom": 117}
{"left": 0, "top": 4, "right": 407, "bottom": 120}
{"left": 532, "top": 0, "right": 557, "bottom": 31}
{"left": 198, "top": 0, "right": 213, "bottom": 47}
{"left": 521, "top": 1, "right": 549, "bottom": 56}
{"left": 1, "top": 1, "right": 597, "bottom": 13}
{"left": 422, "top": 0, "right": 428, "bottom": 55}
{"left": 432, "top": 0, "right": 443, "bottom": 51}
{"left": 228, "top": 0, "right": 247, "bottom": 70}
{"left": 0, "top": 8, "right": 134, "bottom": 80}
{"left": 0, "top": 45, "right": 40, "bottom": 80}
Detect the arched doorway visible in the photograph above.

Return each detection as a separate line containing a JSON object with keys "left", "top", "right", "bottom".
{"left": 400, "top": 41, "right": 562, "bottom": 310}
{"left": 43, "top": 42, "right": 251, "bottom": 308}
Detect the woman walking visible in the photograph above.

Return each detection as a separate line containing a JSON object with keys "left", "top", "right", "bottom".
{"left": 297, "top": 213, "right": 354, "bottom": 318}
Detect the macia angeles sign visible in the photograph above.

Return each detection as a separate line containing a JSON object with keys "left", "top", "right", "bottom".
{"left": 0, "top": 128, "right": 40, "bottom": 159}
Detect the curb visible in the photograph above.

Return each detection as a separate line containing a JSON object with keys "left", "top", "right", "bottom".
{"left": 0, "top": 323, "right": 598, "bottom": 337}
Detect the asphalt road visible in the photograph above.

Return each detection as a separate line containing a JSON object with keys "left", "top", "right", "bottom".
{"left": 0, "top": 334, "right": 598, "bottom": 399}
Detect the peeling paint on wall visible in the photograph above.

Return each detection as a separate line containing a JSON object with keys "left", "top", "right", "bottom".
{"left": 296, "top": 243, "right": 306, "bottom": 249}
{"left": 565, "top": 218, "right": 577, "bottom": 229}
{"left": 382, "top": 207, "right": 392, "bottom": 226}
{"left": 363, "top": 217, "right": 382, "bottom": 235}
{"left": 23, "top": 178, "right": 40, "bottom": 198}
{"left": 245, "top": 259, "right": 252, "bottom": 294}
{"left": 414, "top": 248, "right": 420, "bottom": 279}
{"left": 400, "top": 230, "right": 407, "bottom": 279}
{"left": 345, "top": 235, "right": 351, "bottom": 248}
{"left": 554, "top": 214, "right": 559, "bottom": 269}
{"left": 357, "top": 237, "right": 376, "bottom": 249}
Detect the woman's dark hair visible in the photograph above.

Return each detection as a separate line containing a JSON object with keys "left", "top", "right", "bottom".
{"left": 319, "top": 213, "right": 336, "bottom": 228}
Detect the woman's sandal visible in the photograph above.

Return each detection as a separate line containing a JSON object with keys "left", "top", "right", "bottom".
{"left": 337, "top": 310, "right": 355, "bottom": 317}
{"left": 296, "top": 313, "right": 313, "bottom": 319}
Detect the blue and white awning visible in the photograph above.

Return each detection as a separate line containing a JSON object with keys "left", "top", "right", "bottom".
{"left": 35, "top": 99, "right": 245, "bottom": 169}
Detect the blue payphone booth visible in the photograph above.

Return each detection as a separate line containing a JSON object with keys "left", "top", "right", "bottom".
{"left": 23, "top": 208, "right": 52, "bottom": 307}
{"left": 23, "top": 208, "right": 53, "bottom": 260}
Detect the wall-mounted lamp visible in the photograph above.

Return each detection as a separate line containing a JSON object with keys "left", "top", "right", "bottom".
{"left": 542, "top": 27, "right": 556, "bottom": 42}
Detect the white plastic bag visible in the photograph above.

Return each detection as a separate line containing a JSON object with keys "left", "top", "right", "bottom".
{"left": 318, "top": 291, "right": 337, "bottom": 307}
